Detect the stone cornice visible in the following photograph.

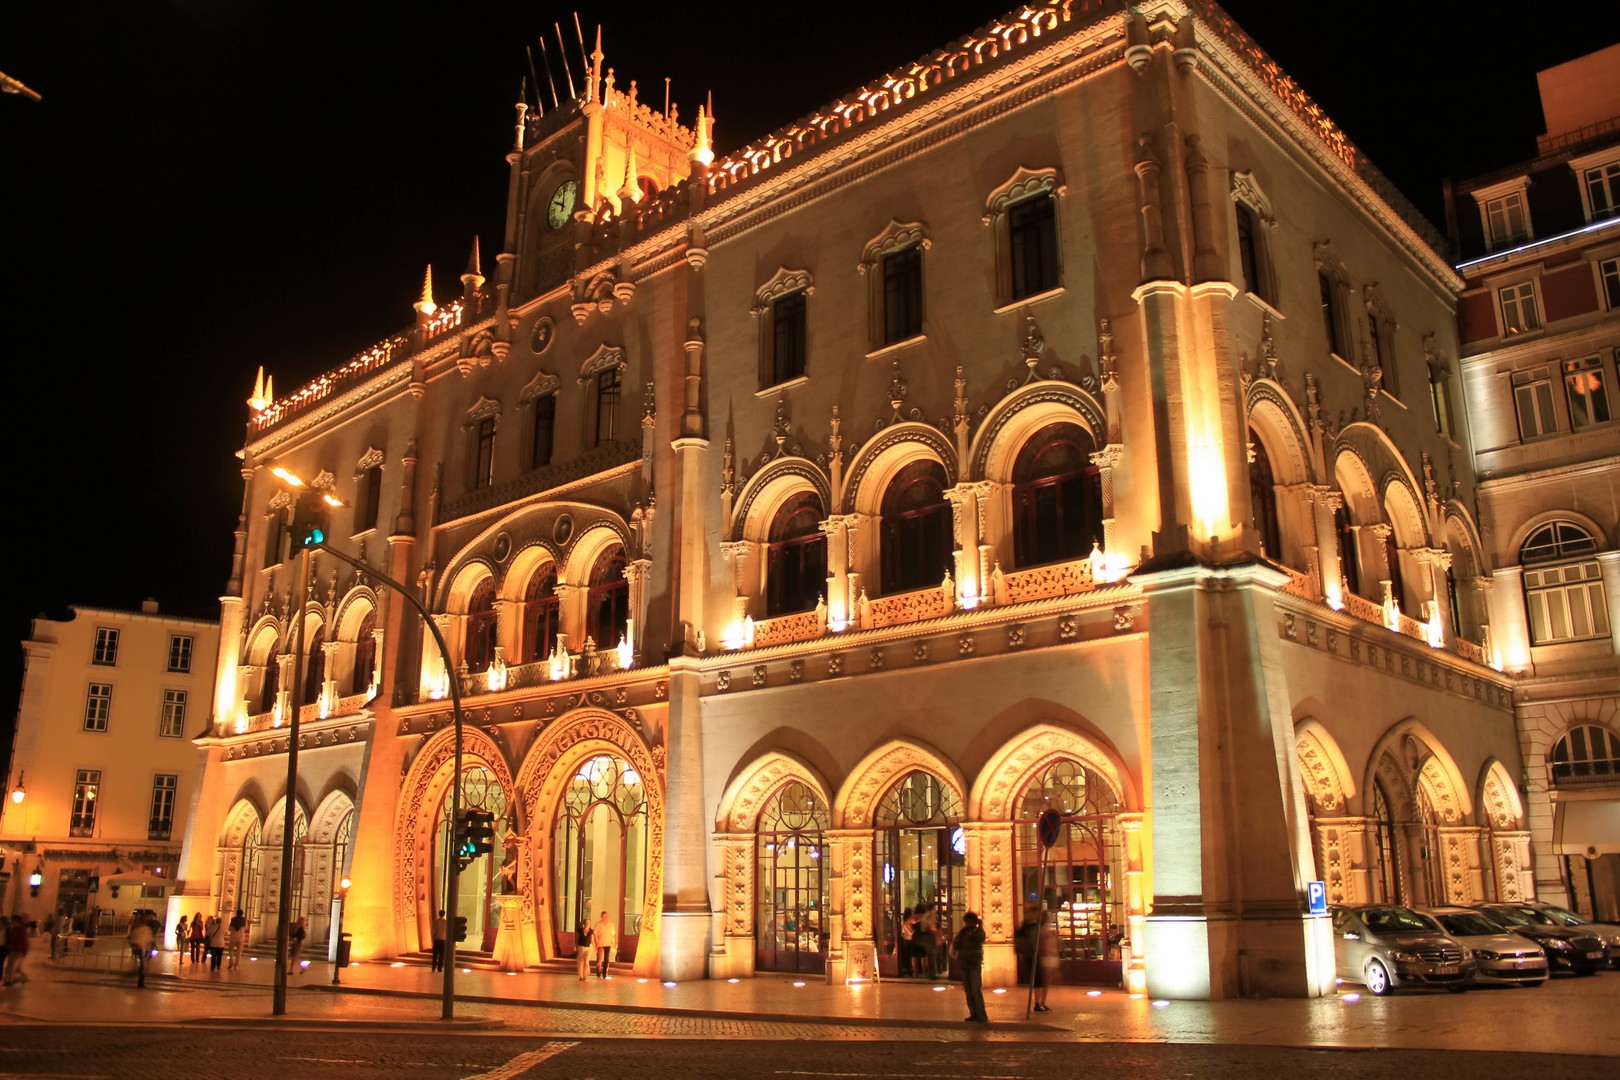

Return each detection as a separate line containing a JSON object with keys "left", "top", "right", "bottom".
{"left": 200, "top": 710, "right": 375, "bottom": 760}
{"left": 393, "top": 664, "right": 671, "bottom": 733}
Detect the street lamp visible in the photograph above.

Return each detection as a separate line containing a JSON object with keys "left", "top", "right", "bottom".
{"left": 261, "top": 459, "right": 468, "bottom": 1019}
{"left": 9, "top": 772, "right": 24, "bottom": 804}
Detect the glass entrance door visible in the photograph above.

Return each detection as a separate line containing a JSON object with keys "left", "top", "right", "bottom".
{"left": 436, "top": 766, "right": 508, "bottom": 952}
{"left": 874, "top": 772, "right": 964, "bottom": 977}
{"left": 755, "top": 781, "right": 829, "bottom": 973}
{"left": 551, "top": 755, "right": 648, "bottom": 962}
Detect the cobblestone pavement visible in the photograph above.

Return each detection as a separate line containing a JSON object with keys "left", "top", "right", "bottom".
{"left": 0, "top": 1031, "right": 1614, "bottom": 1080}
{"left": 4, "top": 951, "right": 1619, "bottom": 1057}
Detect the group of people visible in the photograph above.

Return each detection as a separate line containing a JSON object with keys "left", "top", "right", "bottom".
{"left": 173, "top": 909, "right": 284, "bottom": 974}
{"left": 575, "top": 911, "right": 618, "bottom": 979}
{"left": 896, "top": 903, "right": 948, "bottom": 978}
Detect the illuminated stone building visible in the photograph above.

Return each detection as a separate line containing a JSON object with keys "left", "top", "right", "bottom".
{"left": 175, "top": 0, "right": 1530, "bottom": 999}
{"left": 3, "top": 602, "right": 219, "bottom": 926}
{"left": 1448, "top": 44, "right": 1620, "bottom": 923}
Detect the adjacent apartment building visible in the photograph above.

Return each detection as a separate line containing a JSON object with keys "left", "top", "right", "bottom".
{"left": 2, "top": 601, "right": 219, "bottom": 927}
{"left": 1449, "top": 42, "right": 1620, "bottom": 921}
{"left": 173, "top": 0, "right": 1527, "bottom": 999}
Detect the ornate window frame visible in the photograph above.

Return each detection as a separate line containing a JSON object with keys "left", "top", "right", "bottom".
{"left": 1314, "top": 241, "right": 1353, "bottom": 366}
{"left": 753, "top": 268, "right": 813, "bottom": 391}
{"left": 984, "top": 167, "right": 1065, "bottom": 309}
{"left": 464, "top": 396, "right": 501, "bottom": 490}
{"left": 1363, "top": 285, "right": 1400, "bottom": 399}
{"left": 858, "top": 220, "right": 930, "bottom": 353}
{"left": 519, "top": 369, "right": 562, "bottom": 470}
{"left": 353, "top": 446, "right": 385, "bottom": 534}
{"left": 578, "top": 345, "right": 627, "bottom": 448}
{"left": 1231, "top": 170, "right": 1279, "bottom": 310}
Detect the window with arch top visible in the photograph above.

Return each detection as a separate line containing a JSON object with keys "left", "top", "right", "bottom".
{"left": 523, "top": 566, "right": 560, "bottom": 662}
{"left": 1521, "top": 520, "right": 1608, "bottom": 645}
{"left": 1249, "top": 433, "right": 1283, "bottom": 564}
{"left": 766, "top": 492, "right": 827, "bottom": 617}
{"left": 302, "top": 624, "right": 326, "bottom": 705}
{"left": 1011, "top": 422, "right": 1101, "bottom": 569}
{"left": 1550, "top": 724, "right": 1620, "bottom": 785}
{"left": 588, "top": 545, "right": 629, "bottom": 648}
{"left": 879, "top": 460, "right": 953, "bottom": 595}
{"left": 465, "top": 579, "right": 498, "bottom": 673}
{"left": 351, "top": 610, "right": 377, "bottom": 697}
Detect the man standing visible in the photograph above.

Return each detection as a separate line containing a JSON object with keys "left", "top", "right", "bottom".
{"left": 128, "top": 915, "right": 153, "bottom": 989}
{"left": 952, "top": 911, "right": 988, "bottom": 1023}
{"left": 592, "top": 910, "right": 617, "bottom": 979}
{"left": 430, "top": 910, "right": 447, "bottom": 972}
{"left": 226, "top": 909, "right": 247, "bottom": 970}
{"left": 3, "top": 915, "right": 29, "bottom": 986}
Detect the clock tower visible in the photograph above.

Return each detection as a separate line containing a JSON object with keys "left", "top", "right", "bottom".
{"left": 503, "top": 28, "right": 703, "bottom": 303}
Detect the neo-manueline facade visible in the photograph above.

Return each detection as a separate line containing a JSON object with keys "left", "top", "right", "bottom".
{"left": 172, "top": 0, "right": 1529, "bottom": 999}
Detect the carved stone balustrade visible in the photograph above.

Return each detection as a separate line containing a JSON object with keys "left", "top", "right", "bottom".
{"left": 997, "top": 556, "right": 1095, "bottom": 605}
{"left": 753, "top": 608, "right": 827, "bottom": 648}
{"left": 862, "top": 585, "right": 953, "bottom": 630}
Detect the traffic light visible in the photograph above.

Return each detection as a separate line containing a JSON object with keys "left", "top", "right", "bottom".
{"left": 288, "top": 489, "right": 331, "bottom": 551}
{"left": 465, "top": 809, "right": 496, "bottom": 858}
{"left": 453, "top": 915, "right": 468, "bottom": 943}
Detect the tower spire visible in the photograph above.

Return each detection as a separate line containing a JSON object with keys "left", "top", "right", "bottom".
{"left": 414, "top": 265, "right": 436, "bottom": 319}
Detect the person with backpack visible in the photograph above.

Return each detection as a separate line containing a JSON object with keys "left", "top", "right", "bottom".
{"left": 951, "top": 911, "right": 988, "bottom": 1023}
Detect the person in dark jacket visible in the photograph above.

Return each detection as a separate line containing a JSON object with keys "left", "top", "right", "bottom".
{"left": 952, "top": 911, "right": 988, "bottom": 1023}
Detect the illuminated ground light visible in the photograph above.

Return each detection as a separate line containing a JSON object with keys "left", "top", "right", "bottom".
{"left": 931, "top": 986, "right": 948, "bottom": 992}
{"left": 727, "top": 978, "right": 740, "bottom": 984}
{"left": 637, "top": 978, "right": 649, "bottom": 984}
{"left": 390, "top": 962, "right": 404, "bottom": 968}
{"left": 1151, "top": 1000, "right": 1169, "bottom": 1009}
{"left": 461, "top": 968, "right": 471, "bottom": 974}
{"left": 507, "top": 972, "right": 518, "bottom": 976}
{"left": 1341, "top": 993, "right": 1361, "bottom": 1003}
{"left": 300, "top": 961, "right": 310, "bottom": 969}
{"left": 1086, "top": 990, "right": 1102, "bottom": 997}
{"left": 991, "top": 988, "right": 1007, "bottom": 995}
{"left": 250, "top": 957, "right": 259, "bottom": 963}
{"left": 1128, "top": 993, "right": 1145, "bottom": 1000}
{"left": 663, "top": 981, "right": 678, "bottom": 988}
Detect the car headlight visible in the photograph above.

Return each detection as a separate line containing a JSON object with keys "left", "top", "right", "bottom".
{"left": 1389, "top": 950, "right": 1420, "bottom": 962}
{"left": 1459, "top": 948, "right": 1473, "bottom": 960}
{"left": 1474, "top": 950, "right": 1498, "bottom": 960}
{"left": 1543, "top": 938, "right": 1571, "bottom": 950}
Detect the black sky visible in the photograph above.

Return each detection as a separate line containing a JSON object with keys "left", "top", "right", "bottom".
{"left": 0, "top": 0, "right": 1610, "bottom": 723}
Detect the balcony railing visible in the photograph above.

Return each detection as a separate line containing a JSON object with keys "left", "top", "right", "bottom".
{"left": 754, "top": 608, "right": 827, "bottom": 648}
{"left": 861, "top": 583, "right": 954, "bottom": 630}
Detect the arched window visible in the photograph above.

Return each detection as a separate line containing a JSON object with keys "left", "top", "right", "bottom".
{"left": 259, "top": 651, "right": 280, "bottom": 715}
{"left": 351, "top": 611, "right": 377, "bottom": 697}
{"left": 1550, "top": 725, "right": 1620, "bottom": 786}
{"left": 1415, "top": 785, "right": 1445, "bottom": 905}
{"left": 1336, "top": 501, "right": 1362, "bottom": 598}
{"left": 552, "top": 755, "right": 647, "bottom": 959}
{"left": 756, "top": 781, "right": 829, "bottom": 974}
{"left": 302, "top": 625, "right": 325, "bottom": 706}
{"left": 1012, "top": 422, "right": 1101, "bottom": 569}
{"left": 588, "top": 546, "right": 629, "bottom": 648}
{"left": 523, "top": 567, "right": 560, "bottom": 663}
{"left": 1371, "top": 781, "right": 1402, "bottom": 904}
{"left": 1249, "top": 433, "right": 1283, "bottom": 563}
{"left": 874, "top": 772, "right": 964, "bottom": 969}
{"left": 766, "top": 493, "right": 827, "bottom": 617}
{"left": 880, "top": 461, "right": 952, "bottom": 595}
{"left": 1015, "top": 759, "right": 1124, "bottom": 978}
{"left": 1383, "top": 528, "right": 1407, "bottom": 609}
{"left": 465, "top": 580, "right": 498, "bottom": 674}
{"left": 1521, "top": 521, "right": 1608, "bottom": 644}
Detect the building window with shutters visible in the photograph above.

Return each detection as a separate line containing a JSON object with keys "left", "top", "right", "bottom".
{"left": 159, "top": 689, "right": 187, "bottom": 738}
{"left": 1521, "top": 521, "right": 1608, "bottom": 645}
{"left": 150, "top": 774, "right": 178, "bottom": 840}
{"left": 70, "top": 770, "right": 101, "bottom": 837}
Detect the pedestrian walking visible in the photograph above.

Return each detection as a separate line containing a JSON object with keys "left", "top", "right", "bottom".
{"left": 128, "top": 916, "right": 154, "bottom": 989}
{"left": 430, "top": 910, "right": 447, "bottom": 972}
{"left": 188, "top": 913, "right": 205, "bottom": 964}
{"left": 288, "top": 916, "right": 308, "bottom": 974}
{"left": 174, "top": 917, "right": 189, "bottom": 967}
{"left": 3, "top": 915, "right": 30, "bottom": 985}
{"left": 227, "top": 909, "right": 247, "bottom": 970}
{"left": 1031, "top": 906, "right": 1059, "bottom": 1013}
{"left": 575, "top": 919, "right": 593, "bottom": 981}
{"left": 205, "top": 914, "right": 225, "bottom": 972}
{"left": 592, "top": 910, "right": 617, "bottom": 978}
{"left": 952, "top": 911, "right": 988, "bottom": 1023}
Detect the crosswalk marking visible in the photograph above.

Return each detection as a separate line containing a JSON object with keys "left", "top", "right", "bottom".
{"left": 464, "top": 1041, "right": 579, "bottom": 1080}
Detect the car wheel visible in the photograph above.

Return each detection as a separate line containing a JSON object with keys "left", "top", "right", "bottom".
{"left": 1577, "top": 968, "right": 1597, "bottom": 977}
{"left": 1447, "top": 985, "right": 1468, "bottom": 994}
{"left": 1365, "top": 959, "right": 1392, "bottom": 996}
{"left": 1523, "top": 980, "right": 1545, "bottom": 988}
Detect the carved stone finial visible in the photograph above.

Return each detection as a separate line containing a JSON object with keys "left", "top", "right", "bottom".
{"left": 1261, "top": 313, "right": 1279, "bottom": 381}
{"left": 1098, "top": 318, "right": 1119, "bottom": 391}
{"left": 888, "top": 358, "right": 908, "bottom": 419}
{"left": 1021, "top": 312, "right": 1046, "bottom": 381}
{"left": 773, "top": 397, "right": 790, "bottom": 457}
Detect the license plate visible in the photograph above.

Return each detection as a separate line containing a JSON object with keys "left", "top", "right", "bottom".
{"left": 1588, "top": 952, "right": 1604, "bottom": 960}
{"left": 1436, "top": 964, "right": 1459, "bottom": 974}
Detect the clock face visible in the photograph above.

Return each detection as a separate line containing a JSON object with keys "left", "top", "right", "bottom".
{"left": 547, "top": 180, "right": 577, "bottom": 229}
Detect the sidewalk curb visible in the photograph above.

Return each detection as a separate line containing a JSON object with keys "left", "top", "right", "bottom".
{"left": 303, "top": 983, "right": 1066, "bottom": 1032}
{"left": 189, "top": 1015, "right": 506, "bottom": 1031}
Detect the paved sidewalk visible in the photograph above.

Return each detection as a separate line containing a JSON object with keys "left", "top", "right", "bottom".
{"left": 3, "top": 947, "right": 1619, "bottom": 1056}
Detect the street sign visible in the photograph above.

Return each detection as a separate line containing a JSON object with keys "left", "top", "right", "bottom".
{"left": 1037, "top": 809, "right": 1063, "bottom": 848}
{"left": 1307, "top": 880, "right": 1327, "bottom": 915}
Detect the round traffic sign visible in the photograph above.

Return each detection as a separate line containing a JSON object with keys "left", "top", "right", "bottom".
{"left": 1037, "top": 808, "right": 1063, "bottom": 847}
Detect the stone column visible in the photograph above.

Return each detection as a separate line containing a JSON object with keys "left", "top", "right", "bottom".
{"left": 945, "top": 486, "right": 982, "bottom": 607}
{"left": 1595, "top": 551, "right": 1620, "bottom": 656}
{"left": 659, "top": 654, "right": 711, "bottom": 980}
{"left": 711, "top": 834, "right": 755, "bottom": 978}
{"left": 1118, "top": 812, "right": 1147, "bottom": 994}
{"left": 1413, "top": 547, "right": 1454, "bottom": 647}
{"left": 1487, "top": 567, "right": 1530, "bottom": 673}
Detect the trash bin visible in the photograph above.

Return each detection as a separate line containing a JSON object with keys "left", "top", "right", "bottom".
{"left": 335, "top": 932, "right": 352, "bottom": 968}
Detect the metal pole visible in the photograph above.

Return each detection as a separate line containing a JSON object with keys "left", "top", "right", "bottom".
{"left": 273, "top": 544, "right": 311, "bottom": 1016}
{"left": 1025, "top": 842, "right": 1047, "bottom": 1020}
{"left": 310, "top": 540, "right": 464, "bottom": 1019}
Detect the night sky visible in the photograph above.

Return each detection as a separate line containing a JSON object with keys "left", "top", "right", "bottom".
{"left": 0, "top": 1, "right": 1609, "bottom": 729}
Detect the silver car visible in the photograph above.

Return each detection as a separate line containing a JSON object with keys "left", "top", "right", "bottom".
{"left": 1331, "top": 904, "right": 1477, "bottom": 995}
{"left": 1416, "top": 907, "right": 1548, "bottom": 986}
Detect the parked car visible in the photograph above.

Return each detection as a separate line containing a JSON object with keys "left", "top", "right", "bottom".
{"left": 1415, "top": 907, "right": 1548, "bottom": 986}
{"left": 1474, "top": 904, "right": 1606, "bottom": 975}
{"left": 1330, "top": 904, "right": 1476, "bottom": 995}
{"left": 1505, "top": 901, "right": 1620, "bottom": 969}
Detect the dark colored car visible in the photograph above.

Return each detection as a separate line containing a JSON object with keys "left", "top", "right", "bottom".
{"left": 1416, "top": 907, "right": 1548, "bottom": 986}
{"left": 1506, "top": 901, "right": 1620, "bottom": 969}
{"left": 1475, "top": 903, "right": 1606, "bottom": 974}
{"left": 1331, "top": 904, "right": 1476, "bottom": 995}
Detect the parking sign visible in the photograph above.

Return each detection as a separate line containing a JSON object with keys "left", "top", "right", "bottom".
{"left": 1307, "top": 880, "right": 1327, "bottom": 915}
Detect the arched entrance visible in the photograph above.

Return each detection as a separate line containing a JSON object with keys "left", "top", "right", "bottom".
{"left": 436, "top": 766, "right": 508, "bottom": 952}
{"left": 217, "top": 800, "right": 264, "bottom": 943}
{"left": 874, "top": 771, "right": 964, "bottom": 975}
{"left": 1013, "top": 758, "right": 1125, "bottom": 984}
{"left": 755, "top": 780, "right": 829, "bottom": 973}
{"left": 551, "top": 754, "right": 648, "bottom": 963}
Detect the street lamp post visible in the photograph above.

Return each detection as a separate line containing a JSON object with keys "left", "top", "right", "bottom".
{"left": 332, "top": 875, "right": 350, "bottom": 985}
{"left": 264, "top": 463, "right": 467, "bottom": 1019}
{"left": 272, "top": 540, "right": 312, "bottom": 1016}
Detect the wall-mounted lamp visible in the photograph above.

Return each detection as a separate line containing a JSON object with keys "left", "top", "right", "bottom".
{"left": 10, "top": 772, "right": 25, "bottom": 804}
{"left": 29, "top": 863, "right": 42, "bottom": 897}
